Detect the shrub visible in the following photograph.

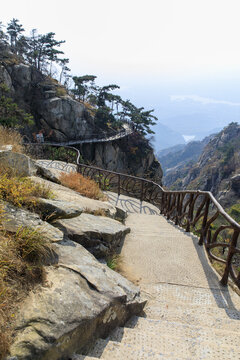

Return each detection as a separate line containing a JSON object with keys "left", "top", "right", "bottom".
{"left": 59, "top": 172, "right": 105, "bottom": 200}
{"left": 0, "top": 167, "right": 53, "bottom": 209}
{"left": 107, "top": 254, "right": 121, "bottom": 271}
{"left": 56, "top": 86, "right": 67, "bottom": 97}
{"left": 0, "top": 226, "right": 52, "bottom": 359}
{"left": 83, "top": 207, "right": 108, "bottom": 217}
{"left": 0, "top": 126, "right": 23, "bottom": 153}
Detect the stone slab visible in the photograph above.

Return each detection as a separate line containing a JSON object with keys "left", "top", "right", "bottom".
{"left": 54, "top": 213, "right": 130, "bottom": 258}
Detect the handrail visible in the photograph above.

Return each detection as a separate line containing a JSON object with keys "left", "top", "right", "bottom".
{"left": 31, "top": 128, "right": 134, "bottom": 147}
{"left": 25, "top": 142, "right": 240, "bottom": 289}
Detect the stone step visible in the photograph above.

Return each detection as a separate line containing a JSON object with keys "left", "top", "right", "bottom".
{"left": 141, "top": 283, "right": 240, "bottom": 310}
{"left": 87, "top": 335, "right": 239, "bottom": 360}
{"left": 72, "top": 356, "right": 100, "bottom": 360}
{"left": 109, "top": 325, "right": 240, "bottom": 358}
{"left": 125, "top": 316, "right": 239, "bottom": 347}
{"left": 87, "top": 338, "right": 182, "bottom": 359}
{"left": 143, "top": 302, "right": 240, "bottom": 332}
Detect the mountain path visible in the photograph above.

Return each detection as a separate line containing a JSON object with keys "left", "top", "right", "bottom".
{"left": 73, "top": 193, "right": 240, "bottom": 360}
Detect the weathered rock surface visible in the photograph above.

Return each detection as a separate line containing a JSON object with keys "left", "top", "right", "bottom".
{"left": 9, "top": 240, "right": 145, "bottom": 360}
{"left": 35, "top": 160, "right": 77, "bottom": 184}
{"left": 1, "top": 59, "right": 95, "bottom": 142}
{"left": 0, "top": 48, "right": 162, "bottom": 182}
{"left": 54, "top": 213, "right": 130, "bottom": 258}
{"left": 38, "top": 95, "right": 95, "bottom": 142}
{"left": 0, "top": 151, "right": 37, "bottom": 176}
{"left": 37, "top": 198, "right": 83, "bottom": 221}
{"left": 31, "top": 176, "right": 118, "bottom": 218}
{"left": 80, "top": 135, "right": 163, "bottom": 183}
{"left": 2, "top": 202, "right": 64, "bottom": 243}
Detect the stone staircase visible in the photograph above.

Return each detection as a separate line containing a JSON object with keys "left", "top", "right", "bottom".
{"left": 71, "top": 201, "right": 240, "bottom": 360}
{"left": 72, "top": 282, "right": 240, "bottom": 359}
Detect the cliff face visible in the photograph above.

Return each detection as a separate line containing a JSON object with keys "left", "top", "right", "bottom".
{"left": 81, "top": 133, "right": 163, "bottom": 182}
{"left": 0, "top": 44, "right": 95, "bottom": 142}
{"left": 0, "top": 41, "right": 162, "bottom": 182}
{"left": 164, "top": 123, "right": 240, "bottom": 207}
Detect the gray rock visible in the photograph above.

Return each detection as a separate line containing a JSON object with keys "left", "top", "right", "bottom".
{"left": 9, "top": 240, "right": 145, "bottom": 360}
{"left": 38, "top": 96, "right": 95, "bottom": 142}
{"left": 2, "top": 202, "right": 64, "bottom": 243}
{"left": 54, "top": 213, "right": 130, "bottom": 257}
{"left": 35, "top": 160, "right": 77, "bottom": 183}
{"left": 0, "top": 151, "right": 37, "bottom": 177}
{"left": 0, "top": 144, "right": 13, "bottom": 152}
{"left": 37, "top": 198, "right": 83, "bottom": 221}
{"left": 231, "top": 174, "right": 240, "bottom": 194}
{"left": 30, "top": 176, "right": 118, "bottom": 218}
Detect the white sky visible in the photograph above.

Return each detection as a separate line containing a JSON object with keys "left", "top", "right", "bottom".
{"left": 1, "top": 0, "right": 240, "bottom": 81}
{"left": 2, "top": 0, "right": 240, "bottom": 123}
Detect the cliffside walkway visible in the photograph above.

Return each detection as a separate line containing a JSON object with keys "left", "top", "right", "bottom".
{"left": 43, "top": 126, "right": 134, "bottom": 147}
{"left": 35, "top": 155, "right": 240, "bottom": 359}
{"left": 73, "top": 193, "right": 240, "bottom": 360}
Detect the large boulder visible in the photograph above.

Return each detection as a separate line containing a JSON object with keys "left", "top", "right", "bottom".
{"left": 35, "top": 160, "right": 77, "bottom": 184}
{"left": 2, "top": 202, "right": 64, "bottom": 243}
{"left": 9, "top": 240, "right": 146, "bottom": 360}
{"left": 37, "top": 198, "right": 83, "bottom": 221}
{"left": 0, "top": 151, "right": 37, "bottom": 177}
{"left": 30, "top": 176, "right": 118, "bottom": 218}
{"left": 54, "top": 213, "right": 130, "bottom": 258}
{"left": 38, "top": 96, "right": 95, "bottom": 142}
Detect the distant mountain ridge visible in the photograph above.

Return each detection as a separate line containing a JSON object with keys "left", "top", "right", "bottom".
{"left": 162, "top": 122, "right": 240, "bottom": 209}
{"left": 158, "top": 135, "right": 214, "bottom": 173}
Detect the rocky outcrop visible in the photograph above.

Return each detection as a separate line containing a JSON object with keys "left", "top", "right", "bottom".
{"left": 9, "top": 240, "right": 145, "bottom": 360}
{"left": 2, "top": 171, "right": 144, "bottom": 360}
{"left": 2, "top": 202, "right": 64, "bottom": 243}
{"left": 31, "top": 176, "right": 118, "bottom": 218}
{"left": 80, "top": 134, "right": 163, "bottom": 183}
{"left": 0, "top": 150, "right": 37, "bottom": 176}
{"left": 0, "top": 51, "right": 95, "bottom": 142}
{"left": 0, "top": 41, "right": 162, "bottom": 184}
{"left": 55, "top": 213, "right": 130, "bottom": 258}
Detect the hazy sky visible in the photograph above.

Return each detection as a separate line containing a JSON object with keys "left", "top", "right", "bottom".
{"left": 1, "top": 0, "right": 240, "bottom": 132}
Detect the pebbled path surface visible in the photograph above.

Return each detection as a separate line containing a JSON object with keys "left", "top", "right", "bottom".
{"left": 73, "top": 194, "right": 240, "bottom": 359}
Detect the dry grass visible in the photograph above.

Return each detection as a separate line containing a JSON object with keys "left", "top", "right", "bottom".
{"left": 83, "top": 207, "right": 108, "bottom": 217}
{"left": 0, "top": 166, "right": 53, "bottom": 210}
{"left": 0, "top": 225, "right": 52, "bottom": 359}
{"left": 59, "top": 172, "right": 105, "bottom": 200}
{"left": 0, "top": 126, "right": 24, "bottom": 153}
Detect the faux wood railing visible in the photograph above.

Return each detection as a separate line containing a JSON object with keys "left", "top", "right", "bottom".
{"left": 26, "top": 143, "right": 240, "bottom": 289}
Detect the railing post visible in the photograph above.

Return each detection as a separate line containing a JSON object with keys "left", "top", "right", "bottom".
{"left": 199, "top": 196, "right": 210, "bottom": 245}
{"left": 161, "top": 192, "right": 165, "bottom": 214}
{"left": 167, "top": 194, "right": 171, "bottom": 219}
{"left": 186, "top": 194, "right": 194, "bottom": 232}
{"left": 140, "top": 180, "right": 144, "bottom": 203}
{"left": 175, "top": 194, "right": 181, "bottom": 225}
{"left": 118, "top": 174, "right": 121, "bottom": 197}
{"left": 220, "top": 230, "right": 239, "bottom": 286}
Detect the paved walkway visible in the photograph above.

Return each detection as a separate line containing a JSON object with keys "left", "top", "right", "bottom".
{"left": 74, "top": 194, "right": 240, "bottom": 359}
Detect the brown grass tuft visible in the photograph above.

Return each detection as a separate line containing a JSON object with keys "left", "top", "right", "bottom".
{"left": 0, "top": 126, "right": 24, "bottom": 153}
{"left": 0, "top": 226, "right": 52, "bottom": 359}
{"left": 0, "top": 166, "right": 53, "bottom": 209}
{"left": 0, "top": 165, "right": 53, "bottom": 358}
{"left": 59, "top": 172, "right": 105, "bottom": 200}
{"left": 83, "top": 207, "right": 108, "bottom": 217}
